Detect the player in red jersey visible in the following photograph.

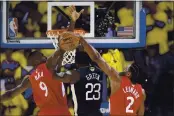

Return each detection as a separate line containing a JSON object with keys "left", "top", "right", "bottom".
{"left": 79, "top": 36, "right": 145, "bottom": 116}
{"left": 0, "top": 49, "right": 80, "bottom": 116}
{"left": 110, "top": 63, "right": 146, "bottom": 116}
{"left": 1, "top": 6, "right": 84, "bottom": 115}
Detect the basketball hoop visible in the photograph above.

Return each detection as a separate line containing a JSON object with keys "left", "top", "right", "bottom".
{"left": 46, "top": 29, "right": 85, "bottom": 65}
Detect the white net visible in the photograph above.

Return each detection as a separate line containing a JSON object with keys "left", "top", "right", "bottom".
{"left": 50, "top": 36, "right": 59, "bottom": 50}
{"left": 47, "top": 32, "right": 76, "bottom": 66}
{"left": 62, "top": 49, "right": 76, "bottom": 65}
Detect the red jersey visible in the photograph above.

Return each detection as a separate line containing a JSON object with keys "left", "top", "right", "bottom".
{"left": 110, "top": 76, "right": 143, "bottom": 116}
{"left": 29, "top": 63, "right": 70, "bottom": 116}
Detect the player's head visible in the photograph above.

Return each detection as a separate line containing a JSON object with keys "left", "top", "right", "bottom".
{"left": 120, "top": 63, "right": 140, "bottom": 84}
{"left": 128, "top": 63, "right": 140, "bottom": 84}
{"left": 75, "top": 51, "right": 92, "bottom": 67}
{"left": 5, "top": 79, "right": 16, "bottom": 90}
{"left": 28, "top": 51, "right": 47, "bottom": 67}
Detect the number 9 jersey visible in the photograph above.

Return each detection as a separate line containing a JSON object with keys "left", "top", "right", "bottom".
{"left": 70, "top": 65, "right": 108, "bottom": 116}
{"left": 29, "top": 63, "right": 70, "bottom": 116}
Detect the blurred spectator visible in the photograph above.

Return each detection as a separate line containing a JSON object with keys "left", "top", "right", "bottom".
{"left": 0, "top": 103, "right": 5, "bottom": 116}
{"left": 146, "top": 11, "right": 169, "bottom": 54}
{"left": 106, "top": 27, "right": 114, "bottom": 38}
{"left": 106, "top": 23, "right": 117, "bottom": 37}
{"left": 117, "top": 7, "right": 134, "bottom": 27}
{"left": 40, "top": 49, "right": 55, "bottom": 58}
{"left": 1, "top": 82, "right": 28, "bottom": 116}
{"left": 1, "top": 49, "right": 19, "bottom": 80}
{"left": 0, "top": 62, "right": 2, "bottom": 77}
{"left": 143, "top": 1, "right": 157, "bottom": 14}
{"left": 11, "top": 50, "right": 27, "bottom": 80}
{"left": 145, "top": 1, "right": 174, "bottom": 55}
{"left": 1, "top": 49, "right": 28, "bottom": 81}
{"left": 102, "top": 49, "right": 124, "bottom": 72}
{"left": 145, "top": 44, "right": 164, "bottom": 85}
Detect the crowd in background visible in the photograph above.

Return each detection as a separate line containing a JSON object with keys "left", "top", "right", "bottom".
{"left": 8, "top": 1, "right": 173, "bottom": 39}
{"left": 1, "top": 1, "right": 174, "bottom": 116}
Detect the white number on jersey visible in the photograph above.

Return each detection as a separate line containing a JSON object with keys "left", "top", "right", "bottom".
{"left": 85, "top": 83, "right": 101, "bottom": 100}
{"left": 62, "top": 83, "right": 65, "bottom": 97}
{"left": 126, "top": 96, "right": 134, "bottom": 113}
{"left": 39, "top": 81, "right": 48, "bottom": 97}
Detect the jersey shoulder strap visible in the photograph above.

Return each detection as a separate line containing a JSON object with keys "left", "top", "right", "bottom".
{"left": 120, "top": 76, "right": 130, "bottom": 87}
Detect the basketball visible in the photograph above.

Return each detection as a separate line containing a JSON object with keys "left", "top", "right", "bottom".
{"left": 58, "top": 32, "right": 80, "bottom": 51}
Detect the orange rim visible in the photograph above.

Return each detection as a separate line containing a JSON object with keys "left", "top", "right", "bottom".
{"left": 46, "top": 29, "right": 86, "bottom": 36}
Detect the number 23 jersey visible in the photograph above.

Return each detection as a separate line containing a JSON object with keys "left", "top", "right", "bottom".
{"left": 29, "top": 63, "right": 69, "bottom": 115}
{"left": 71, "top": 66, "right": 107, "bottom": 114}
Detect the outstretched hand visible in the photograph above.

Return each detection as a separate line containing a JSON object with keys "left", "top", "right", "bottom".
{"left": 65, "top": 5, "right": 84, "bottom": 22}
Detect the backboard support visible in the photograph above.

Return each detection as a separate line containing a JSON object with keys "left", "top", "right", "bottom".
{"left": 0, "top": 1, "right": 146, "bottom": 48}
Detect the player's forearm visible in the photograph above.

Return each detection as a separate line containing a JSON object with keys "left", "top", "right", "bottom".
{"left": 46, "top": 49, "right": 65, "bottom": 71}
{"left": 53, "top": 70, "right": 80, "bottom": 84}
{"left": 67, "top": 20, "right": 76, "bottom": 32}
{"left": 53, "top": 50, "right": 64, "bottom": 65}
{"left": 80, "top": 37, "right": 100, "bottom": 61}
{"left": 53, "top": 71, "right": 71, "bottom": 83}
{"left": 1, "top": 76, "right": 30, "bottom": 103}
{"left": 1, "top": 90, "right": 15, "bottom": 102}
{"left": 53, "top": 49, "right": 65, "bottom": 58}
{"left": 1, "top": 85, "right": 29, "bottom": 103}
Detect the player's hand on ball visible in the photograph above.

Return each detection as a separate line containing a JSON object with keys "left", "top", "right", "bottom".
{"left": 65, "top": 5, "right": 84, "bottom": 22}
{"left": 59, "top": 32, "right": 80, "bottom": 51}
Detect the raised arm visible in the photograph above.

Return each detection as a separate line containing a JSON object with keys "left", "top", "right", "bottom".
{"left": 68, "top": 20, "right": 76, "bottom": 32}
{"left": 1, "top": 75, "right": 31, "bottom": 102}
{"left": 46, "top": 5, "right": 84, "bottom": 71}
{"left": 46, "top": 48, "right": 65, "bottom": 72}
{"left": 52, "top": 69, "right": 80, "bottom": 84}
{"left": 66, "top": 5, "right": 84, "bottom": 32}
{"left": 47, "top": 6, "right": 83, "bottom": 83}
{"left": 80, "top": 37, "right": 120, "bottom": 82}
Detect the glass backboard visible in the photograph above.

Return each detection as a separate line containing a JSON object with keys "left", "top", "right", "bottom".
{"left": 0, "top": 1, "right": 146, "bottom": 48}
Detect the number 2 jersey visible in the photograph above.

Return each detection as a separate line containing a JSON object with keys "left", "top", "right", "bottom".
{"left": 70, "top": 66, "right": 108, "bottom": 116}
{"left": 29, "top": 63, "right": 70, "bottom": 116}
{"left": 110, "top": 76, "right": 143, "bottom": 116}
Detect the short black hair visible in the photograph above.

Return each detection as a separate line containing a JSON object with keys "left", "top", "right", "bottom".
{"left": 28, "top": 51, "right": 42, "bottom": 60}
{"left": 128, "top": 63, "right": 140, "bottom": 84}
{"left": 119, "top": 63, "right": 140, "bottom": 84}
